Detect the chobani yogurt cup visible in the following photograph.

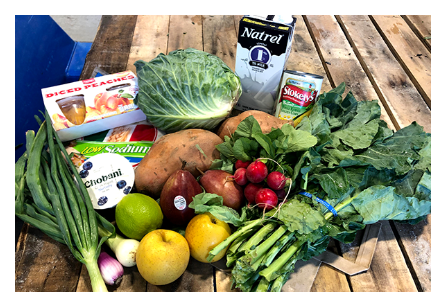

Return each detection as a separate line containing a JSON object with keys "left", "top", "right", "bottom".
{"left": 78, "top": 153, "right": 135, "bottom": 209}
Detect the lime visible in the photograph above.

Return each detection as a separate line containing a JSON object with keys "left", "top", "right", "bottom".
{"left": 115, "top": 193, "right": 163, "bottom": 240}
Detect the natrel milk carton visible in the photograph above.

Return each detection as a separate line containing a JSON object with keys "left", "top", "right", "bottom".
{"left": 234, "top": 15, "right": 297, "bottom": 114}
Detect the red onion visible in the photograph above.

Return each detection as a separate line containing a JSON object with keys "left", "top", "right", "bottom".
{"left": 98, "top": 251, "right": 124, "bottom": 286}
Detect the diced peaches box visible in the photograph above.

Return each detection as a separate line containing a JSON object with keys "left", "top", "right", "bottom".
{"left": 42, "top": 71, "right": 147, "bottom": 142}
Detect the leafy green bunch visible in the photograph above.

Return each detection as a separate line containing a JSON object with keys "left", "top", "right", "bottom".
{"left": 199, "top": 83, "right": 431, "bottom": 292}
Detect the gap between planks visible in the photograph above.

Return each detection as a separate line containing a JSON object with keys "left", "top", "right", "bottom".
{"left": 389, "top": 220, "right": 424, "bottom": 292}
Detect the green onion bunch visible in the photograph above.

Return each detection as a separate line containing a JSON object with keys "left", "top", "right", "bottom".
{"left": 15, "top": 112, "right": 116, "bottom": 292}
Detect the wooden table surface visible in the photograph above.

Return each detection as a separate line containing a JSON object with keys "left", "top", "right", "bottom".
{"left": 15, "top": 15, "right": 431, "bottom": 292}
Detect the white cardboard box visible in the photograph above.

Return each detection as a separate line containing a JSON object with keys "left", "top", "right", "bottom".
{"left": 41, "top": 71, "right": 146, "bottom": 142}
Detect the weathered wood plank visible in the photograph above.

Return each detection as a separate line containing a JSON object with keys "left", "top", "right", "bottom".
{"left": 402, "top": 15, "right": 431, "bottom": 51}
{"left": 125, "top": 15, "right": 170, "bottom": 74}
{"left": 80, "top": 15, "right": 138, "bottom": 79}
{"left": 15, "top": 223, "right": 29, "bottom": 273}
{"left": 167, "top": 15, "right": 203, "bottom": 53}
{"left": 337, "top": 15, "right": 431, "bottom": 133}
{"left": 392, "top": 216, "right": 431, "bottom": 292}
{"left": 233, "top": 15, "right": 244, "bottom": 37}
{"left": 146, "top": 258, "right": 214, "bottom": 292}
{"left": 203, "top": 15, "right": 238, "bottom": 71}
{"left": 15, "top": 226, "right": 82, "bottom": 292}
{"left": 370, "top": 15, "right": 431, "bottom": 107}
{"left": 339, "top": 221, "right": 418, "bottom": 292}
{"left": 304, "top": 15, "right": 396, "bottom": 131}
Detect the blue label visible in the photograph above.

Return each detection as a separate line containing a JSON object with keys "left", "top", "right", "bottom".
{"left": 250, "top": 46, "right": 271, "bottom": 64}
{"left": 298, "top": 191, "right": 337, "bottom": 216}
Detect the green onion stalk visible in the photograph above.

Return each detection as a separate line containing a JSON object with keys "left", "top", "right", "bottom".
{"left": 15, "top": 112, "right": 116, "bottom": 292}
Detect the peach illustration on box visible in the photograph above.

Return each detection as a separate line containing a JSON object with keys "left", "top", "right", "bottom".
{"left": 93, "top": 89, "right": 135, "bottom": 118}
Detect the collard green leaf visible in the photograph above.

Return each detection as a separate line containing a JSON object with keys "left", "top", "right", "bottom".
{"left": 279, "top": 124, "right": 318, "bottom": 153}
{"left": 333, "top": 118, "right": 380, "bottom": 150}
{"left": 273, "top": 199, "right": 326, "bottom": 235}
{"left": 311, "top": 168, "right": 350, "bottom": 199}
{"left": 354, "top": 122, "right": 430, "bottom": 175}
{"left": 350, "top": 185, "right": 431, "bottom": 224}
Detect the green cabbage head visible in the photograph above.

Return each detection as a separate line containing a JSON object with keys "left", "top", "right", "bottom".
{"left": 134, "top": 48, "right": 242, "bottom": 133}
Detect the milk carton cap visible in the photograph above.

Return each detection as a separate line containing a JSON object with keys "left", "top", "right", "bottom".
{"left": 247, "top": 15, "right": 294, "bottom": 25}
{"left": 272, "top": 15, "right": 294, "bottom": 25}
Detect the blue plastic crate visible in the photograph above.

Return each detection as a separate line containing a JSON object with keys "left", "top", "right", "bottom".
{"left": 15, "top": 15, "right": 93, "bottom": 161}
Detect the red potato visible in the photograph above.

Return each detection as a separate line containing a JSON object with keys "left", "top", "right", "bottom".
{"left": 199, "top": 170, "right": 244, "bottom": 211}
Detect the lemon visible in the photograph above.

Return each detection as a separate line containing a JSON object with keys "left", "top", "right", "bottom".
{"left": 115, "top": 193, "right": 163, "bottom": 240}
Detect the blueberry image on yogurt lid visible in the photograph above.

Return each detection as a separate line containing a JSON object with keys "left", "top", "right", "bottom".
{"left": 123, "top": 186, "right": 131, "bottom": 195}
{"left": 79, "top": 169, "right": 89, "bottom": 179}
{"left": 117, "top": 180, "right": 126, "bottom": 189}
{"left": 83, "top": 161, "right": 93, "bottom": 171}
{"left": 98, "top": 196, "right": 108, "bottom": 206}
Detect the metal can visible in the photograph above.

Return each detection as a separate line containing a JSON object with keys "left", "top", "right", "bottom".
{"left": 274, "top": 70, "right": 324, "bottom": 124}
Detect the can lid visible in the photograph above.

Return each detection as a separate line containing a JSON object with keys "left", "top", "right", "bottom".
{"left": 78, "top": 153, "right": 135, "bottom": 210}
{"left": 284, "top": 70, "right": 324, "bottom": 79}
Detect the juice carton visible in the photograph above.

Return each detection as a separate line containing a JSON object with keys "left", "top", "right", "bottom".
{"left": 234, "top": 15, "right": 297, "bottom": 114}
{"left": 42, "top": 71, "right": 147, "bottom": 141}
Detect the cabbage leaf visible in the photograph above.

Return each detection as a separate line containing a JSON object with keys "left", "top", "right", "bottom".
{"left": 134, "top": 48, "right": 242, "bottom": 133}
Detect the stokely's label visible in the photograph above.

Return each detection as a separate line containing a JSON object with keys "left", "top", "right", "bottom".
{"left": 174, "top": 196, "right": 187, "bottom": 210}
{"left": 274, "top": 70, "right": 324, "bottom": 122}
{"left": 280, "top": 84, "right": 318, "bottom": 107}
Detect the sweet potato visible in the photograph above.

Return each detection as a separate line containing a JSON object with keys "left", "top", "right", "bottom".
{"left": 135, "top": 129, "right": 222, "bottom": 199}
{"left": 216, "top": 110, "right": 293, "bottom": 139}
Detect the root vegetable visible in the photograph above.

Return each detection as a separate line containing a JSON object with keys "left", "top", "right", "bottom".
{"left": 246, "top": 161, "right": 268, "bottom": 183}
{"left": 244, "top": 183, "right": 263, "bottom": 205}
{"left": 235, "top": 160, "right": 251, "bottom": 169}
{"left": 266, "top": 172, "right": 289, "bottom": 190}
{"left": 255, "top": 188, "right": 278, "bottom": 210}
{"left": 98, "top": 225, "right": 140, "bottom": 267}
{"left": 233, "top": 168, "right": 248, "bottom": 186}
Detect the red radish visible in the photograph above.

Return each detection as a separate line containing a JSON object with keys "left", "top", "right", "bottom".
{"left": 234, "top": 168, "right": 248, "bottom": 186}
{"left": 255, "top": 188, "right": 278, "bottom": 210}
{"left": 274, "top": 189, "right": 286, "bottom": 200}
{"left": 244, "top": 183, "right": 264, "bottom": 204}
{"left": 246, "top": 161, "right": 268, "bottom": 183}
{"left": 235, "top": 160, "right": 251, "bottom": 169}
{"left": 267, "top": 171, "right": 288, "bottom": 190}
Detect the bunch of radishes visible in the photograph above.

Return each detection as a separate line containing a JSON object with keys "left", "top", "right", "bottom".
{"left": 232, "top": 159, "right": 290, "bottom": 211}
